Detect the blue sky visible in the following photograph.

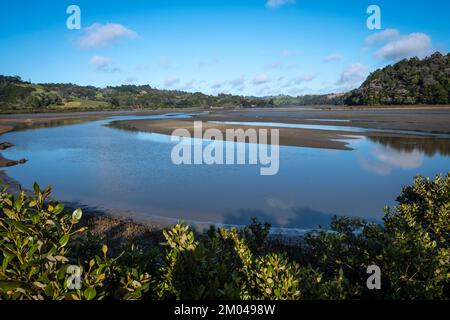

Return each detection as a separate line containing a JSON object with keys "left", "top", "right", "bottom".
{"left": 0, "top": 0, "right": 449, "bottom": 96}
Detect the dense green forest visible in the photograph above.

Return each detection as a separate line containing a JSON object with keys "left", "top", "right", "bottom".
{"left": 0, "top": 75, "right": 273, "bottom": 113}
{"left": 345, "top": 52, "right": 450, "bottom": 105}
{"left": 1, "top": 52, "right": 449, "bottom": 112}
{"left": 0, "top": 174, "right": 449, "bottom": 300}
{"left": 269, "top": 93, "right": 346, "bottom": 106}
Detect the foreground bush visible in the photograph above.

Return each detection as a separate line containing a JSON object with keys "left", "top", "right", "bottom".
{"left": 0, "top": 174, "right": 449, "bottom": 300}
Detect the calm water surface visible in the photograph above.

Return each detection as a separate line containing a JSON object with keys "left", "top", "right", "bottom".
{"left": 2, "top": 113, "right": 450, "bottom": 231}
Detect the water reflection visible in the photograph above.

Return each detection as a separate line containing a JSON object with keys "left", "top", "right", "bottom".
{"left": 355, "top": 136, "right": 450, "bottom": 175}
{"left": 222, "top": 206, "right": 335, "bottom": 229}
{"left": 358, "top": 146, "right": 424, "bottom": 175}
{"left": 368, "top": 136, "right": 450, "bottom": 156}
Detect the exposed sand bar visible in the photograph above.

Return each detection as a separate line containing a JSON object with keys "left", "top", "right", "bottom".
{"left": 108, "top": 106, "right": 450, "bottom": 150}
{"left": 109, "top": 118, "right": 358, "bottom": 150}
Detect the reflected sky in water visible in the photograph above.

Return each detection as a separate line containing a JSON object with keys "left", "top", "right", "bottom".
{"left": 2, "top": 114, "right": 450, "bottom": 231}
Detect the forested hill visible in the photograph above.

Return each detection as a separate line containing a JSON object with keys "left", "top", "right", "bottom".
{"left": 0, "top": 76, "right": 272, "bottom": 113}
{"left": 345, "top": 52, "right": 450, "bottom": 105}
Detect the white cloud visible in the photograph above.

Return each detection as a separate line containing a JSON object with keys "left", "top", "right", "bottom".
{"left": 374, "top": 32, "right": 432, "bottom": 61}
{"left": 229, "top": 75, "right": 246, "bottom": 88}
{"left": 90, "top": 55, "right": 112, "bottom": 68}
{"left": 135, "top": 64, "right": 149, "bottom": 72}
{"left": 365, "top": 29, "right": 399, "bottom": 45}
{"left": 266, "top": 61, "right": 283, "bottom": 69}
{"left": 125, "top": 77, "right": 138, "bottom": 84}
{"left": 252, "top": 73, "right": 270, "bottom": 85}
{"left": 337, "top": 63, "right": 369, "bottom": 86}
{"left": 292, "top": 74, "right": 317, "bottom": 84}
{"left": 211, "top": 80, "right": 226, "bottom": 89}
{"left": 79, "top": 23, "right": 138, "bottom": 49}
{"left": 90, "top": 55, "right": 122, "bottom": 73}
{"left": 198, "top": 58, "right": 220, "bottom": 68}
{"left": 209, "top": 76, "right": 246, "bottom": 91}
{"left": 179, "top": 79, "right": 196, "bottom": 91}
{"left": 164, "top": 76, "right": 180, "bottom": 87}
{"left": 281, "top": 49, "right": 300, "bottom": 57}
{"left": 266, "top": 0, "right": 296, "bottom": 8}
{"left": 323, "top": 53, "right": 343, "bottom": 63}
{"left": 282, "top": 74, "right": 317, "bottom": 88}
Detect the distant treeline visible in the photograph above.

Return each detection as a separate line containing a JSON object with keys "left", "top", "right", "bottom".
{"left": 1, "top": 52, "right": 449, "bottom": 112}
{"left": 0, "top": 76, "right": 273, "bottom": 113}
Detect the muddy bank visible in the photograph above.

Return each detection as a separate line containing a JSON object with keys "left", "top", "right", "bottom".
{"left": 0, "top": 108, "right": 205, "bottom": 135}
{"left": 0, "top": 142, "right": 27, "bottom": 167}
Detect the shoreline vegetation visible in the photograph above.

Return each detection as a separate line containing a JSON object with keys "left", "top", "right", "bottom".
{"left": 0, "top": 174, "right": 448, "bottom": 300}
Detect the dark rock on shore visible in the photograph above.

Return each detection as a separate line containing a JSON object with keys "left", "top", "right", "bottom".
{"left": 0, "top": 142, "right": 14, "bottom": 150}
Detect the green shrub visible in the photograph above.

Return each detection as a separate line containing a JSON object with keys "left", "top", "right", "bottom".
{"left": 0, "top": 174, "right": 449, "bottom": 300}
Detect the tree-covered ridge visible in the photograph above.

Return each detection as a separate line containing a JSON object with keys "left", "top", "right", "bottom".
{"left": 345, "top": 52, "right": 450, "bottom": 105}
{"left": 0, "top": 76, "right": 273, "bottom": 113}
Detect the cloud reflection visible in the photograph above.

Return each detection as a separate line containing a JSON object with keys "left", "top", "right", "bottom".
{"left": 358, "top": 145, "right": 424, "bottom": 175}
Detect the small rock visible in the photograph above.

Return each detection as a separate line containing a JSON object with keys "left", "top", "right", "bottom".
{"left": 0, "top": 142, "right": 14, "bottom": 150}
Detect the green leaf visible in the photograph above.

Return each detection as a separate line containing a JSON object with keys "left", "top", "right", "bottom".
{"left": 53, "top": 203, "right": 64, "bottom": 215}
{"left": 44, "top": 284, "right": 54, "bottom": 297}
{"left": 33, "top": 182, "right": 40, "bottom": 194}
{"left": 3, "top": 208, "right": 16, "bottom": 219}
{"left": 72, "top": 208, "right": 83, "bottom": 221}
{"left": 59, "top": 234, "right": 70, "bottom": 247}
{"left": 0, "top": 280, "right": 22, "bottom": 292}
{"left": 9, "top": 220, "right": 32, "bottom": 234}
{"left": 84, "top": 287, "right": 96, "bottom": 300}
{"left": 2, "top": 257, "right": 9, "bottom": 272}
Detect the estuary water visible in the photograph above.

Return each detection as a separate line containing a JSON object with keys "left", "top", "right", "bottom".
{"left": 2, "top": 113, "right": 450, "bottom": 231}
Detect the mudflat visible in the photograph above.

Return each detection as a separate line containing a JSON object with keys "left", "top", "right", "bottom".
{"left": 108, "top": 106, "right": 450, "bottom": 150}
{"left": 1, "top": 106, "right": 450, "bottom": 166}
